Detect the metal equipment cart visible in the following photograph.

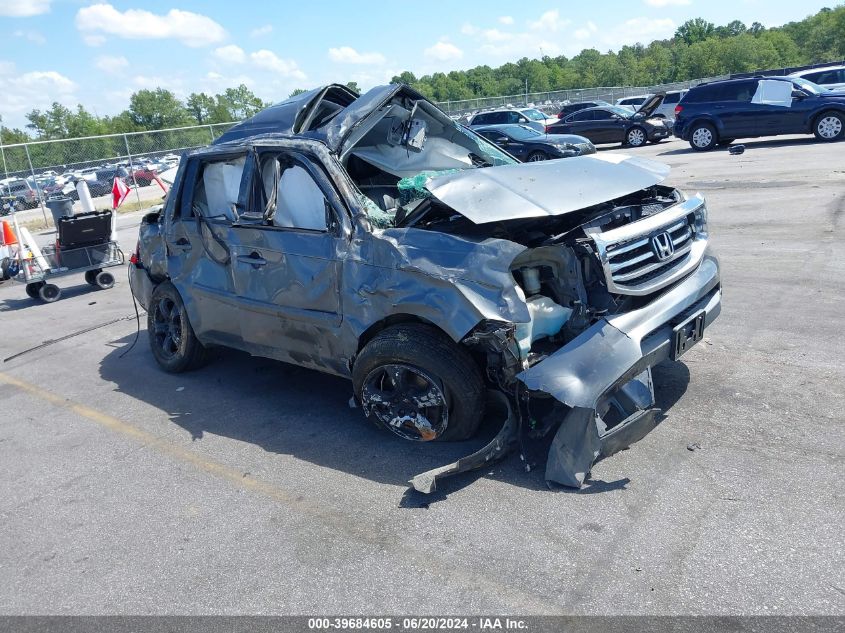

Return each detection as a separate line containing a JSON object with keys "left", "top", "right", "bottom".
{"left": 9, "top": 209, "right": 124, "bottom": 303}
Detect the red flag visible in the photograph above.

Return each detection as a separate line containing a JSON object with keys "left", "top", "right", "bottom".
{"left": 112, "top": 176, "right": 130, "bottom": 209}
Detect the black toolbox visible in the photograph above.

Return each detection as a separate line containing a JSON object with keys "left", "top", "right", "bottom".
{"left": 58, "top": 210, "right": 112, "bottom": 249}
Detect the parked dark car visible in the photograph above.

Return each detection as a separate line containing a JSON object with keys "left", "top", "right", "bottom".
{"left": 548, "top": 95, "right": 671, "bottom": 147}
{"left": 1, "top": 179, "right": 39, "bottom": 210}
{"left": 673, "top": 76, "right": 845, "bottom": 150}
{"left": 557, "top": 100, "right": 611, "bottom": 118}
{"left": 474, "top": 124, "right": 595, "bottom": 161}
{"left": 129, "top": 83, "right": 720, "bottom": 492}
{"left": 96, "top": 167, "right": 130, "bottom": 184}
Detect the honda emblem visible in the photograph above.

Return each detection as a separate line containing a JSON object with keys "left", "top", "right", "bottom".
{"left": 651, "top": 231, "right": 675, "bottom": 261}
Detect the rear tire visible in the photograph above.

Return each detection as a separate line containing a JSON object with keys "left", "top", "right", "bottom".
{"left": 147, "top": 282, "right": 208, "bottom": 373}
{"left": 38, "top": 283, "right": 61, "bottom": 303}
{"left": 689, "top": 122, "right": 717, "bottom": 151}
{"left": 25, "top": 282, "right": 43, "bottom": 299}
{"left": 353, "top": 323, "right": 485, "bottom": 442}
{"left": 84, "top": 269, "right": 101, "bottom": 285}
{"left": 94, "top": 270, "right": 115, "bottom": 289}
{"left": 813, "top": 111, "right": 843, "bottom": 141}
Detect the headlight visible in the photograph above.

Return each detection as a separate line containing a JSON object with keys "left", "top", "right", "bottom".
{"left": 692, "top": 204, "right": 708, "bottom": 238}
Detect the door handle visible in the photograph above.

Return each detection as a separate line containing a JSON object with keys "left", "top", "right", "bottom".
{"left": 237, "top": 252, "right": 267, "bottom": 267}
{"left": 171, "top": 237, "right": 191, "bottom": 251}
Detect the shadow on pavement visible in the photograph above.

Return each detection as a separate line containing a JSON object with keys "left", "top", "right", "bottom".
{"left": 658, "top": 135, "right": 821, "bottom": 156}
{"left": 99, "top": 333, "right": 691, "bottom": 497}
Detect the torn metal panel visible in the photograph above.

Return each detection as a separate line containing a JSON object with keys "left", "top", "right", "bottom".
{"left": 213, "top": 84, "right": 358, "bottom": 146}
{"left": 341, "top": 228, "right": 530, "bottom": 345}
{"left": 409, "top": 391, "right": 517, "bottom": 493}
{"left": 424, "top": 153, "right": 670, "bottom": 224}
{"left": 518, "top": 253, "right": 722, "bottom": 488}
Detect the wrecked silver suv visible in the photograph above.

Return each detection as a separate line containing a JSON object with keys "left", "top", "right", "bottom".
{"left": 129, "top": 84, "right": 721, "bottom": 491}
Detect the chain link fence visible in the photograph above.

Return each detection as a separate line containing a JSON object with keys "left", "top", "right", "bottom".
{"left": 1, "top": 74, "right": 733, "bottom": 221}
{"left": 434, "top": 76, "right": 729, "bottom": 117}
{"left": 1, "top": 122, "right": 236, "bottom": 222}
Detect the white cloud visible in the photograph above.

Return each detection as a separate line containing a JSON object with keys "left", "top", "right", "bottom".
{"left": 0, "top": 0, "right": 50, "bottom": 17}
{"left": 602, "top": 17, "right": 676, "bottom": 47}
{"left": 481, "top": 29, "right": 513, "bottom": 43}
{"left": 460, "top": 23, "right": 479, "bottom": 36}
{"left": 75, "top": 3, "right": 227, "bottom": 48}
{"left": 529, "top": 9, "right": 571, "bottom": 32}
{"left": 328, "top": 46, "right": 386, "bottom": 65}
{"left": 0, "top": 64, "right": 76, "bottom": 127}
{"left": 12, "top": 29, "right": 45, "bottom": 45}
{"left": 250, "top": 24, "right": 273, "bottom": 37}
{"left": 95, "top": 55, "right": 129, "bottom": 74}
{"left": 214, "top": 45, "right": 247, "bottom": 64}
{"left": 250, "top": 50, "right": 306, "bottom": 80}
{"left": 498, "top": 16, "right": 514, "bottom": 25}
{"left": 83, "top": 34, "right": 106, "bottom": 47}
{"left": 644, "top": 0, "right": 690, "bottom": 7}
{"left": 424, "top": 40, "right": 463, "bottom": 62}
{"left": 574, "top": 21, "right": 598, "bottom": 41}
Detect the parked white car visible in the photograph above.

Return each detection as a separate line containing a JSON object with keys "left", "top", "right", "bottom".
{"left": 616, "top": 95, "right": 652, "bottom": 111}
{"left": 789, "top": 65, "right": 845, "bottom": 91}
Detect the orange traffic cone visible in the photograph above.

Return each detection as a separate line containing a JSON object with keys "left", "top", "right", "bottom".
{"left": 1, "top": 220, "right": 18, "bottom": 246}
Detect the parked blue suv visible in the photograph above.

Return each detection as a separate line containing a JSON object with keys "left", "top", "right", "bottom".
{"left": 674, "top": 76, "right": 845, "bottom": 150}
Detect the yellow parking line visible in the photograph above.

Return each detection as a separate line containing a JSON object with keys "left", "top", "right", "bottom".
{"left": 0, "top": 370, "right": 559, "bottom": 611}
{"left": 0, "top": 370, "right": 323, "bottom": 515}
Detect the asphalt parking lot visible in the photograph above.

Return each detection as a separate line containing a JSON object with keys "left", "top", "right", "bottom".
{"left": 0, "top": 135, "right": 843, "bottom": 615}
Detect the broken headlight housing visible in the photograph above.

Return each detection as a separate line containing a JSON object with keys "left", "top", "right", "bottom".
{"left": 691, "top": 204, "right": 708, "bottom": 238}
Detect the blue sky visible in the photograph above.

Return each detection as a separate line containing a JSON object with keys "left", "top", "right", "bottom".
{"left": 0, "top": 0, "right": 835, "bottom": 128}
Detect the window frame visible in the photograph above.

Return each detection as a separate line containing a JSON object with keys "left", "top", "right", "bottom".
{"left": 242, "top": 149, "right": 347, "bottom": 236}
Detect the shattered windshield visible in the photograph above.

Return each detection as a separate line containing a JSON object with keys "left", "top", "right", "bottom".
{"left": 343, "top": 97, "right": 517, "bottom": 229}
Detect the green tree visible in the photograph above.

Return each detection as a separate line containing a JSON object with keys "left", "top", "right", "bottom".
{"left": 675, "top": 18, "right": 716, "bottom": 45}
{"left": 217, "top": 84, "right": 265, "bottom": 120}
{"left": 288, "top": 88, "right": 308, "bottom": 98}
{"left": 128, "top": 88, "right": 192, "bottom": 130}
{"left": 186, "top": 92, "right": 217, "bottom": 124}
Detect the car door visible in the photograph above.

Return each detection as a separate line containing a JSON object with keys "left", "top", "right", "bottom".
{"left": 227, "top": 149, "right": 349, "bottom": 375}
{"left": 164, "top": 151, "right": 249, "bottom": 349}
{"left": 751, "top": 79, "right": 809, "bottom": 136}
{"left": 591, "top": 109, "right": 626, "bottom": 143}
{"left": 711, "top": 80, "right": 758, "bottom": 138}
{"left": 558, "top": 110, "right": 594, "bottom": 139}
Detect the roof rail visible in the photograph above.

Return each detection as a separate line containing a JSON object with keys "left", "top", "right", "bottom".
{"left": 729, "top": 59, "right": 845, "bottom": 80}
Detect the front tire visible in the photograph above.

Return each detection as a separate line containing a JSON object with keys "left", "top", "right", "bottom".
{"left": 689, "top": 122, "right": 717, "bottom": 151}
{"left": 38, "top": 283, "right": 61, "bottom": 303}
{"left": 527, "top": 151, "right": 549, "bottom": 162}
{"left": 353, "top": 324, "right": 484, "bottom": 442}
{"left": 625, "top": 126, "right": 647, "bottom": 147}
{"left": 147, "top": 282, "right": 208, "bottom": 373}
{"left": 813, "top": 111, "right": 843, "bottom": 141}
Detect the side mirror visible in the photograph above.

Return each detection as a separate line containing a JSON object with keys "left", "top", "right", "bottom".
{"left": 791, "top": 89, "right": 807, "bottom": 99}
{"left": 494, "top": 136, "right": 510, "bottom": 144}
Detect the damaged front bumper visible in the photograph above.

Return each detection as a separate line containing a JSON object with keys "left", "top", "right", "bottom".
{"left": 410, "top": 251, "right": 721, "bottom": 493}
{"left": 519, "top": 251, "right": 721, "bottom": 487}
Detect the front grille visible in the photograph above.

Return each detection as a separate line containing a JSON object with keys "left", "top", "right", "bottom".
{"left": 589, "top": 195, "right": 708, "bottom": 296}
{"left": 607, "top": 218, "right": 693, "bottom": 285}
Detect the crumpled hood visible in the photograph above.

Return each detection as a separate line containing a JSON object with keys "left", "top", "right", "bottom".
{"left": 423, "top": 153, "right": 671, "bottom": 224}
